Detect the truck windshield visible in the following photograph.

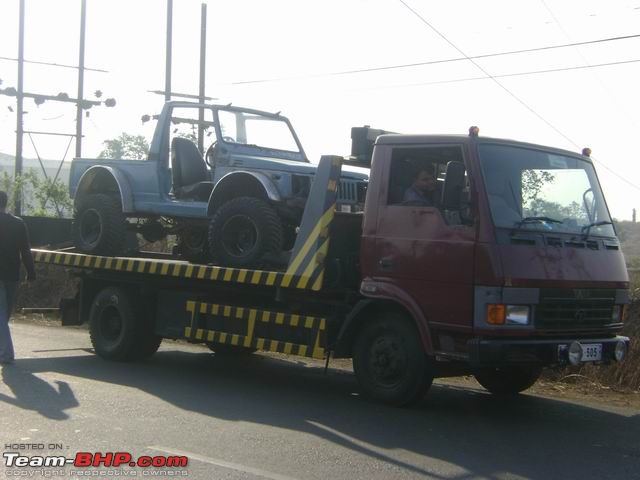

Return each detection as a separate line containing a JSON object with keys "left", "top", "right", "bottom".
{"left": 478, "top": 144, "right": 615, "bottom": 237}
{"left": 217, "top": 109, "right": 300, "bottom": 153}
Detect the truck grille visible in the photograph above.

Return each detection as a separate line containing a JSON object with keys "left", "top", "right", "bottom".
{"left": 535, "top": 288, "right": 617, "bottom": 330}
{"left": 337, "top": 180, "right": 366, "bottom": 204}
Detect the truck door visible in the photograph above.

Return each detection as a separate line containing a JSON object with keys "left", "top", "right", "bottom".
{"left": 374, "top": 144, "right": 476, "bottom": 335}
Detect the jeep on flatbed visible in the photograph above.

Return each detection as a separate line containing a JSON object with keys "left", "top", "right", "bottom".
{"left": 69, "top": 101, "right": 368, "bottom": 266}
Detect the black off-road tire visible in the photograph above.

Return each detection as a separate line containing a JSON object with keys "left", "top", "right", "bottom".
{"left": 353, "top": 312, "right": 433, "bottom": 406}
{"left": 73, "top": 193, "right": 127, "bottom": 256}
{"left": 208, "top": 197, "right": 283, "bottom": 268}
{"left": 473, "top": 366, "right": 542, "bottom": 395}
{"left": 177, "top": 226, "right": 208, "bottom": 263}
{"left": 89, "top": 287, "right": 162, "bottom": 361}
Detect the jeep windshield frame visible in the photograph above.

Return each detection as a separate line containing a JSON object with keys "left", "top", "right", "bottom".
{"left": 213, "top": 106, "right": 308, "bottom": 162}
{"left": 478, "top": 142, "right": 615, "bottom": 238}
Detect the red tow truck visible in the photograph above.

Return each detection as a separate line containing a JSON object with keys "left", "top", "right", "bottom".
{"left": 35, "top": 126, "right": 630, "bottom": 405}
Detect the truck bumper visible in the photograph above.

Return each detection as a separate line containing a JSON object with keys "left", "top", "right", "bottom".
{"left": 468, "top": 336, "right": 630, "bottom": 367}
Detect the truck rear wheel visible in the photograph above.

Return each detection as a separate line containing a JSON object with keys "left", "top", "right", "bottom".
{"left": 353, "top": 312, "right": 433, "bottom": 406}
{"left": 208, "top": 197, "right": 283, "bottom": 268}
{"left": 89, "top": 287, "right": 161, "bottom": 361}
{"left": 473, "top": 366, "right": 542, "bottom": 395}
{"left": 73, "top": 193, "right": 127, "bottom": 256}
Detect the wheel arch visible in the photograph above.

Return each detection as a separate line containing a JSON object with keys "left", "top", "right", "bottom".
{"left": 207, "top": 171, "right": 280, "bottom": 216}
{"left": 74, "top": 166, "right": 134, "bottom": 213}
{"left": 334, "top": 291, "right": 434, "bottom": 358}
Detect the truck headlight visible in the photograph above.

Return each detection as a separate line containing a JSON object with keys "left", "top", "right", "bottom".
{"left": 506, "top": 305, "right": 530, "bottom": 325}
{"left": 486, "top": 304, "right": 530, "bottom": 325}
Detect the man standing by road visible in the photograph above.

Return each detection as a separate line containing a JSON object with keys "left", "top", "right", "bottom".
{"left": 0, "top": 191, "right": 36, "bottom": 365}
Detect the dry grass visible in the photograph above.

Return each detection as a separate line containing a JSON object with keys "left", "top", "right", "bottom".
{"left": 544, "top": 271, "right": 640, "bottom": 392}
{"left": 15, "top": 264, "right": 78, "bottom": 310}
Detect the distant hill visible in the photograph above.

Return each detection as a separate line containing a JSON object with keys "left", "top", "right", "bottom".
{"left": 0, "top": 152, "right": 71, "bottom": 185}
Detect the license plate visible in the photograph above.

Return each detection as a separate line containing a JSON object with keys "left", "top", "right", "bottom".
{"left": 582, "top": 343, "right": 602, "bottom": 362}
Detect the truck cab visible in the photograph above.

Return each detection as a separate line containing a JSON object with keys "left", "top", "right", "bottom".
{"left": 357, "top": 128, "right": 628, "bottom": 382}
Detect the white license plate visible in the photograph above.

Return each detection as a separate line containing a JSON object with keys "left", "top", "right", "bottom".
{"left": 582, "top": 343, "right": 603, "bottom": 362}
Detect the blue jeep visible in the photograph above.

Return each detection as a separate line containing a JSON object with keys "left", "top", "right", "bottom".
{"left": 69, "top": 101, "right": 368, "bottom": 267}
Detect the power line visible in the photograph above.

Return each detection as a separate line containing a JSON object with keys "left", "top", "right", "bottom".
{"left": 369, "top": 58, "right": 640, "bottom": 89}
{"left": 396, "top": 0, "right": 640, "bottom": 192}
{"left": 0, "top": 56, "right": 107, "bottom": 73}
{"left": 230, "top": 32, "right": 640, "bottom": 85}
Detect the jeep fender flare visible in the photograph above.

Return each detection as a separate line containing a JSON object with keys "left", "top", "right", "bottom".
{"left": 206, "top": 170, "right": 281, "bottom": 216}
{"left": 333, "top": 280, "right": 434, "bottom": 357}
{"left": 74, "top": 166, "right": 134, "bottom": 213}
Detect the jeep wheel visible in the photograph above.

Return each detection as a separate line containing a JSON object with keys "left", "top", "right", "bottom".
{"left": 73, "top": 193, "right": 127, "bottom": 256}
{"left": 208, "top": 197, "right": 283, "bottom": 268}
{"left": 177, "top": 226, "right": 208, "bottom": 263}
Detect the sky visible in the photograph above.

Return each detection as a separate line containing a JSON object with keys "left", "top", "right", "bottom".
{"left": 0, "top": 0, "right": 639, "bottom": 219}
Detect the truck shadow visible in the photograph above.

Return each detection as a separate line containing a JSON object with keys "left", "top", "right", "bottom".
{"left": 10, "top": 349, "right": 640, "bottom": 479}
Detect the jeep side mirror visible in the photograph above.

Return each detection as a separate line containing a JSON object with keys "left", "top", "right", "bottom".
{"left": 441, "top": 161, "right": 465, "bottom": 210}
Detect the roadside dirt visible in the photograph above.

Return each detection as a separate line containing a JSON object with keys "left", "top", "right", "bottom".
{"left": 10, "top": 314, "right": 640, "bottom": 411}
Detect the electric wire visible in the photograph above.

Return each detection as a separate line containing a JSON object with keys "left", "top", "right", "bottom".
{"left": 397, "top": 0, "right": 640, "bottom": 192}
{"left": 230, "top": 33, "right": 640, "bottom": 85}
{"left": 367, "top": 58, "right": 640, "bottom": 88}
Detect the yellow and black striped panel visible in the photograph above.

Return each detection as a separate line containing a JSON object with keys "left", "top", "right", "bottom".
{"left": 284, "top": 155, "right": 342, "bottom": 291}
{"left": 32, "top": 249, "right": 318, "bottom": 291}
{"left": 185, "top": 300, "right": 326, "bottom": 359}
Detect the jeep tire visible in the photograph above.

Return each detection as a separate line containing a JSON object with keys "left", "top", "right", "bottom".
{"left": 73, "top": 193, "right": 127, "bottom": 256}
{"left": 208, "top": 197, "right": 283, "bottom": 268}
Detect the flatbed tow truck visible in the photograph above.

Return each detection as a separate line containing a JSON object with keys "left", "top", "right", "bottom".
{"left": 34, "top": 128, "right": 631, "bottom": 406}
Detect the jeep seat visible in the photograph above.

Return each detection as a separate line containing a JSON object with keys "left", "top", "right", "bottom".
{"left": 171, "top": 137, "right": 214, "bottom": 201}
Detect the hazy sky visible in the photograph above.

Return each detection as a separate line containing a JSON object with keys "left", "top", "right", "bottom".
{"left": 1, "top": 0, "right": 639, "bottom": 219}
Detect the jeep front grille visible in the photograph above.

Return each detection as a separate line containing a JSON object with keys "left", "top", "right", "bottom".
{"left": 338, "top": 180, "right": 367, "bottom": 204}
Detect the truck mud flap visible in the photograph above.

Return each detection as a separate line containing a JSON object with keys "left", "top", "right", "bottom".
{"left": 185, "top": 301, "right": 326, "bottom": 359}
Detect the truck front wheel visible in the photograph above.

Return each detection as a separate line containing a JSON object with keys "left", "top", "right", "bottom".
{"left": 89, "top": 287, "right": 161, "bottom": 361}
{"left": 473, "top": 366, "right": 542, "bottom": 395}
{"left": 353, "top": 313, "right": 433, "bottom": 406}
{"left": 73, "top": 193, "right": 127, "bottom": 256}
{"left": 208, "top": 197, "right": 283, "bottom": 268}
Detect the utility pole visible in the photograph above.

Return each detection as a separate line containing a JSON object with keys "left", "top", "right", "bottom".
{"left": 3, "top": 0, "right": 111, "bottom": 217}
{"left": 165, "top": 0, "right": 173, "bottom": 102}
{"left": 198, "top": 3, "right": 207, "bottom": 153}
{"left": 75, "top": 0, "right": 87, "bottom": 159}
{"left": 14, "top": 0, "right": 25, "bottom": 215}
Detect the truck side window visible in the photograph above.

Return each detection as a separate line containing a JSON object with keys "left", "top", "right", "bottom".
{"left": 388, "top": 146, "right": 466, "bottom": 211}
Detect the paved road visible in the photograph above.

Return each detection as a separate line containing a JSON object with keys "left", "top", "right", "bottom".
{"left": 0, "top": 321, "right": 639, "bottom": 480}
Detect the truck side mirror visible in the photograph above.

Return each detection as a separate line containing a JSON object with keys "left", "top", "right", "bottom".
{"left": 441, "top": 161, "right": 465, "bottom": 210}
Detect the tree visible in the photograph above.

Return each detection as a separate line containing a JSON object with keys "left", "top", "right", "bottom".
{"left": 1, "top": 169, "right": 73, "bottom": 218}
{"left": 99, "top": 133, "right": 149, "bottom": 160}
